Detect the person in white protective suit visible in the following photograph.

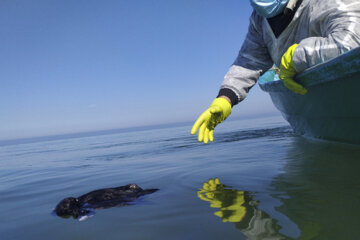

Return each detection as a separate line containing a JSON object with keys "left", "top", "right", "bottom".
{"left": 191, "top": 0, "right": 360, "bottom": 144}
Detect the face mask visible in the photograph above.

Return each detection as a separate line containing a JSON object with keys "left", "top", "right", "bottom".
{"left": 250, "top": 0, "right": 289, "bottom": 18}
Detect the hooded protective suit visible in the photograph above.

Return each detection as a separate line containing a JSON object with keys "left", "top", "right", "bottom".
{"left": 221, "top": 0, "right": 360, "bottom": 105}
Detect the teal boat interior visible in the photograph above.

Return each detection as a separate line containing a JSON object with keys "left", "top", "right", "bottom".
{"left": 259, "top": 46, "right": 360, "bottom": 89}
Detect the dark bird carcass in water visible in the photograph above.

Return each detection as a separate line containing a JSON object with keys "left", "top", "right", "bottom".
{"left": 53, "top": 184, "right": 158, "bottom": 221}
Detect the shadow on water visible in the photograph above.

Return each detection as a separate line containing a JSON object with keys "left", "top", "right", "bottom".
{"left": 215, "top": 126, "right": 294, "bottom": 143}
{"left": 197, "top": 138, "right": 360, "bottom": 240}
{"left": 85, "top": 126, "right": 293, "bottom": 163}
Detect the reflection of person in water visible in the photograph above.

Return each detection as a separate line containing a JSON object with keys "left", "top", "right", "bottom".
{"left": 197, "top": 178, "right": 288, "bottom": 240}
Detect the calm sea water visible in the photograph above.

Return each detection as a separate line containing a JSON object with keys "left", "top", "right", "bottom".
{"left": 1, "top": 115, "right": 360, "bottom": 240}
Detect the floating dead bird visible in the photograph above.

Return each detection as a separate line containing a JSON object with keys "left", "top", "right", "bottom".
{"left": 53, "top": 184, "right": 158, "bottom": 221}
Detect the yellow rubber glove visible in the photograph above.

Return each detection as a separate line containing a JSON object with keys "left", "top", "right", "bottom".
{"left": 197, "top": 178, "right": 247, "bottom": 223}
{"left": 191, "top": 98, "right": 231, "bottom": 144}
{"left": 280, "top": 44, "right": 308, "bottom": 95}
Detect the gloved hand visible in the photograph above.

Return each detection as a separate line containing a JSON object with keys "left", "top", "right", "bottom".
{"left": 280, "top": 44, "right": 308, "bottom": 95}
{"left": 191, "top": 98, "right": 231, "bottom": 144}
{"left": 197, "top": 178, "right": 247, "bottom": 223}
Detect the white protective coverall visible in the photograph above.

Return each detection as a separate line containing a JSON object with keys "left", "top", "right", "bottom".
{"left": 222, "top": 0, "right": 360, "bottom": 104}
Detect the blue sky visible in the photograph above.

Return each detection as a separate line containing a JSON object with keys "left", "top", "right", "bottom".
{"left": 0, "top": 0, "right": 278, "bottom": 140}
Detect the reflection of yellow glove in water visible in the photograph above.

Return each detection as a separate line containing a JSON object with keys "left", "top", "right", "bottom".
{"left": 197, "top": 178, "right": 246, "bottom": 223}
{"left": 191, "top": 98, "right": 231, "bottom": 144}
{"left": 280, "top": 44, "right": 307, "bottom": 95}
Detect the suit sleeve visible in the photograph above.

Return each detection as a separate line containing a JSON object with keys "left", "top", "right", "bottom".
{"left": 293, "top": 2, "right": 360, "bottom": 73}
{"left": 219, "top": 12, "right": 273, "bottom": 106}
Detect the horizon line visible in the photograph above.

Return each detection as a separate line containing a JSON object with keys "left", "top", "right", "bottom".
{"left": 0, "top": 112, "right": 281, "bottom": 147}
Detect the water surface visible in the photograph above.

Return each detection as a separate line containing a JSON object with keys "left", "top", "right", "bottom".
{"left": 1, "top": 116, "right": 359, "bottom": 239}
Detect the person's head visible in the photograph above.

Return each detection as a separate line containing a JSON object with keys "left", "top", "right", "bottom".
{"left": 250, "top": 0, "right": 289, "bottom": 18}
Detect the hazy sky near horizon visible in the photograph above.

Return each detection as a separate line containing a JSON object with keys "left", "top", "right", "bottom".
{"left": 0, "top": 0, "right": 279, "bottom": 140}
